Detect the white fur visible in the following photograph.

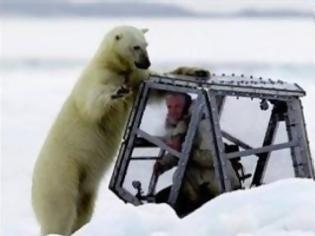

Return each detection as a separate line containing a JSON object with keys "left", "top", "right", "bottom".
{"left": 32, "top": 26, "right": 149, "bottom": 236}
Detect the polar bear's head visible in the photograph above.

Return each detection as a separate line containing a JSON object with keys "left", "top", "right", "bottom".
{"left": 98, "top": 26, "right": 151, "bottom": 71}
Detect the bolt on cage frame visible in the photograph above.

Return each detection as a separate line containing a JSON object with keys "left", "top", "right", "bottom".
{"left": 109, "top": 73, "right": 315, "bottom": 211}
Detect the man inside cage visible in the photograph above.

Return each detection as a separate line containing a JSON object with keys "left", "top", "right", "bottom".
{"left": 153, "top": 92, "right": 240, "bottom": 215}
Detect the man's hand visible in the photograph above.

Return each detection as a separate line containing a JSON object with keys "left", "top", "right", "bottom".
{"left": 166, "top": 138, "right": 182, "bottom": 152}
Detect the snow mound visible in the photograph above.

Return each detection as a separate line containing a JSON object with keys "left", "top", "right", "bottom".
{"left": 80, "top": 178, "right": 315, "bottom": 236}
{"left": 168, "top": 178, "right": 315, "bottom": 236}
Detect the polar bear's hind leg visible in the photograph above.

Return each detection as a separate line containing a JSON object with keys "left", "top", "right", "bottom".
{"left": 39, "top": 198, "right": 77, "bottom": 236}
{"left": 71, "top": 191, "right": 96, "bottom": 234}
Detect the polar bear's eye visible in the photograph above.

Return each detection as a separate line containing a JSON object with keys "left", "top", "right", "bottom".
{"left": 133, "top": 46, "right": 141, "bottom": 50}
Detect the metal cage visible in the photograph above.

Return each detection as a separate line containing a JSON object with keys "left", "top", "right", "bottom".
{"left": 109, "top": 73, "right": 315, "bottom": 216}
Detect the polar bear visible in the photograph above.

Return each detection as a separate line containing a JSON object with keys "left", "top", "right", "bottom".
{"left": 32, "top": 25, "right": 209, "bottom": 236}
{"left": 32, "top": 25, "right": 151, "bottom": 236}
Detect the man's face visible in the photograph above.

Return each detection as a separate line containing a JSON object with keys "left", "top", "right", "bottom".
{"left": 166, "top": 94, "right": 186, "bottom": 124}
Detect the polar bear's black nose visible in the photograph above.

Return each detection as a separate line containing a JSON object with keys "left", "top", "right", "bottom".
{"left": 135, "top": 57, "right": 151, "bottom": 69}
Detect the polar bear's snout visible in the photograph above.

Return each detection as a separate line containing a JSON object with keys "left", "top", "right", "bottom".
{"left": 133, "top": 47, "right": 151, "bottom": 69}
{"left": 135, "top": 54, "right": 151, "bottom": 69}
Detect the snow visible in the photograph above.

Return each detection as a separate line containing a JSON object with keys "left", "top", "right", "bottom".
{"left": 2, "top": 18, "right": 315, "bottom": 64}
{"left": 1, "top": 16, "right": 315, "bottom": 236}
{"left": 169, "top": 179, "right": 315, "bottom": 236}
{"left": 78, "top": 178, "right": 315, "bottom": 236}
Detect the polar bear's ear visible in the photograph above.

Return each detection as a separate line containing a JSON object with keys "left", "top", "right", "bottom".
{"left": 141, "top": 28, "right": 149, "bottom": 34}
{"left": 115, "top": 33, "right": 123, "bottom": 41}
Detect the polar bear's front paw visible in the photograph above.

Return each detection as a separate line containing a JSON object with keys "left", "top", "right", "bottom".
{"left": 111, "top": 86, "right": 131, "bottom": 99}
{"left": 169, "top": 66, "right": 211, "bottom": 79}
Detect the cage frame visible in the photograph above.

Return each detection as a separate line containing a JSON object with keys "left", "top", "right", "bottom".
{"left": 109, "top": 73, "right": 315, "bottom": 211}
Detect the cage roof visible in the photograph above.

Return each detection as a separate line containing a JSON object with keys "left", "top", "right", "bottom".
{"left": 150, "top": 73, "right": 306, "bottom": 98}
